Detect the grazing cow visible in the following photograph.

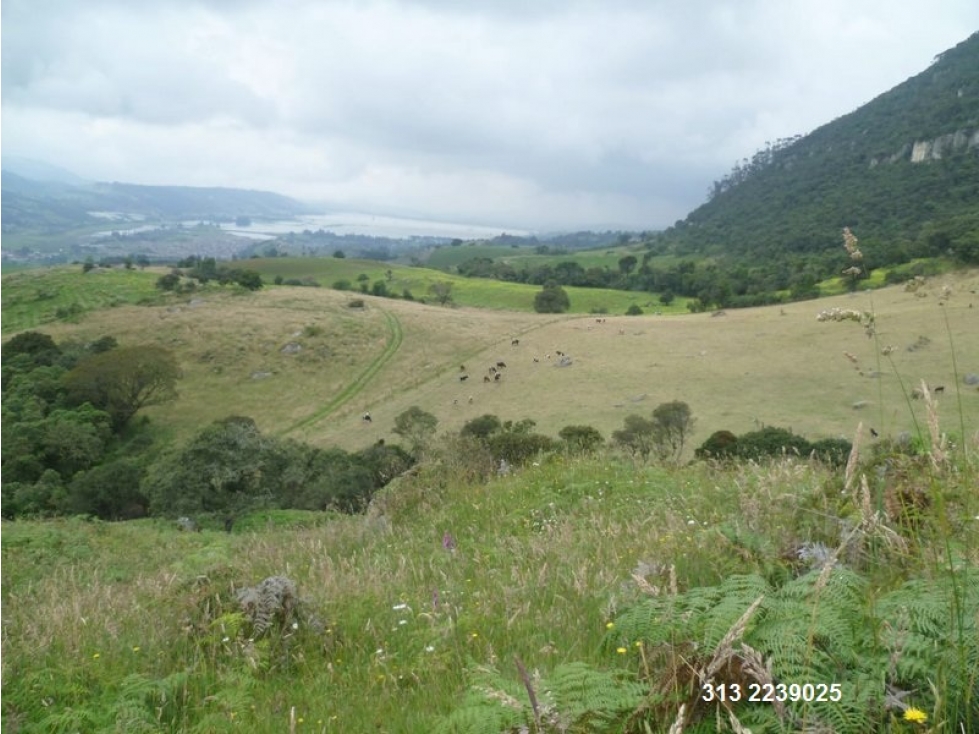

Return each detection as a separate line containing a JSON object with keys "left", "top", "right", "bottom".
{"left": 489, "top": 366, "right": 497, "bottom": 374}
{"left": 556, "top": 350, "right": 564, "bottom": 357}
{"left": 460, "top": 364, "right": 466, "bottom": 371}
{"left": 496, "top": 361, "right": 506, "bottom": 368}
{"left": 362, "top": 412, "right": 372, "bottom": 423}
{"left": 870, "top": 428, "right": 879, "bottom": 437}
{"left": 533, "top": 357, "right": 539, "bottom": 363}
{"left": 494, "top": 373, "right": 502, "bottom": 382}
{"left": 459, "top": 374, "right": 469, "bottom": 381}
{"left": 483, "top": 375, "right": 491, "bottom": 383}
{"left": 511, "top": 338, "right": 520, "bottom": 346}
{"left": 934, "top": 385, "right": 945, "bottom": 394}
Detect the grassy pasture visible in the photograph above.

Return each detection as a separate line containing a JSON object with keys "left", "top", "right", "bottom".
{"left": 3, "top": 264, "right": 979, "bottom": 732}
{"left": 3, "top": 446, "right": 976, "bottom": 732}
{"left": 421, "top": 241, "right": 682, "bottom": 273}
{"left": 246, "top": 256, "right": 685, "bottom": 315}
{"left": 9, "top": 265, "right": 978, "bottom": 455}
{"left": 0, "top": 266, "right": 160, "bottom": 334}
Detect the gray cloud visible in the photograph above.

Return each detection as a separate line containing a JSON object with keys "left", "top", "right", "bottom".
{"left": 3, "top": 0, "right": 977, "bottom": 230}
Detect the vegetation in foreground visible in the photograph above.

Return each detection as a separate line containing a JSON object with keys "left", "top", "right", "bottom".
{"left": 2, "top": 418, "right": 976, "bottom": 732}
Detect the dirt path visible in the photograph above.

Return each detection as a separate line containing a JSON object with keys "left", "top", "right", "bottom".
{"left": 279, "top": 308, "right": 404, "bottom": 435}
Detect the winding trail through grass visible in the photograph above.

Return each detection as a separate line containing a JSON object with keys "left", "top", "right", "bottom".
{"left": 280, "top": 308, "right": 404, "bottom": 435}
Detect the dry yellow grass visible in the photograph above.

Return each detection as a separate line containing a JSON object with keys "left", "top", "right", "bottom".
{"left": 24, "top": 270, "right": 979, "bottom": 452}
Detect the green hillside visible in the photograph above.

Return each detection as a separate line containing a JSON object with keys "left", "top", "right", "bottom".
{"left": 661, "top": 32, "right": 979, "bottom": 270}
{"left": 245, "top": 257, "right": 683, "bottom": 315}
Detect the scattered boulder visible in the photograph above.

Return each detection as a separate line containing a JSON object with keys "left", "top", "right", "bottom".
{"left": 280, "top": 342, "right": 302, "bottom": 355}
{"left": 964, "top": 373, "right": 979, "bottom": 386}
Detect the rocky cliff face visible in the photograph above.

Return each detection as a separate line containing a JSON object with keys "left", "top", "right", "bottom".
{"left": 869, "top": 127, "right": 979, "bottom": 167}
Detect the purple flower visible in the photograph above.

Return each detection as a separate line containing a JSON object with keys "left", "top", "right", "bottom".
{"left": 442, "top": 531, "right": 457, "bottom": 551}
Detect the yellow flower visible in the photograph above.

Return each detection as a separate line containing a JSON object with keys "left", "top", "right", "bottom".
{"left": 92, "top": 653, "right": 100, "bottom": 660}
{"left": 903, "top": 707, "right": 928, "bottom": 724}
{"left": 132, "top": 646, "right": 140, "bottom": 653}
{"left": 616, "top": 647, "right": 627, "bottom": 654}
{"left": 605, "top": 622, "right": 615, "bottom": 630}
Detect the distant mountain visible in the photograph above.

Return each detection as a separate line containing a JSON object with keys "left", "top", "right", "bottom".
{"left": 658, "top": 32, "right": 979, "bottom": 272}
{"left": 0, "top": 156, "right": 90, "bottom": 186}
{"left": 1, "top": 168, "right": 320, "bottom": 238}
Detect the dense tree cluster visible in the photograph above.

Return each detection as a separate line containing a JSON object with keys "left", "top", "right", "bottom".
{"left": 156, "top": 256, "right": 264, "bottom": 292}
{"left": 1, "top": 331, "right": 176, "bottom": 518}
{"left": 1, "top": 332, "right": 412, "bottom": 522}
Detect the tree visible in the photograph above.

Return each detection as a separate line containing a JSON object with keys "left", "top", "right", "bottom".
{"left": 143, "top": 417, "right": 274, "bottom": 521}
{"left": 65, "top": 345, "right": 180, "bottom": 430}
{"left": 612, "top": 414, "right": 656, "bottom": 462}
{"left": 650, "top": 400, "right": 695, "bottom": 463}
{"left": 558, "top": 425, "right": 604, "bottom": 453}
{"left": 618, "top": 255, "right": 638, "bottom": 275}
{"left": 533, "top": 283, "right": 570, "bottom": 313}
{"left": 333, "top": 249, "right": 346, "bottom": 258}
{"left": 156, "top": 272, "right": 180, "bottom": 291}
{"left": 428, "top": 281, "right": 454, "bottom": 306}
{"left": 233, "top": 269, "right": 263, "bottom": 290}
{"left": 2, "top": 331, "right": 62, "bottom": 367}
{"left": 392, "top": 406, "right": 438, "bottom": 457}
{"left": 461, "top": 414, "right": 502, "bottom": 441}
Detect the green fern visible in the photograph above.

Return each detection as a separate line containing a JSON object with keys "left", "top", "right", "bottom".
{"left": 436, "top": 662, "right": 644, "bottom": 734}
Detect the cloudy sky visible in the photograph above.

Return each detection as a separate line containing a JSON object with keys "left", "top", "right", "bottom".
{"left": 3, "top": 1, "right": 977, "bottom": 232}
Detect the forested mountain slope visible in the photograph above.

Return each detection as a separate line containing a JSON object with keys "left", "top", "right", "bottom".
{"left": 660, "top": 32, "right": 979, "bottom": 270}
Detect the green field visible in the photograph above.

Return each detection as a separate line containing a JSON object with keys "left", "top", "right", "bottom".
{"left": 3, "top": 262, "right": 979, "bottom": 732}
{"left": 421, "top": 241, "right": 683, "bottom": 273}
{"left": 0, "top": 266, "right": 161, "bottom": 333}
{"left": 247, "top": 256, "right": 688, "bottom": 315}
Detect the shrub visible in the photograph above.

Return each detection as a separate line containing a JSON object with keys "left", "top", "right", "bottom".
{"left": 486, "top": 431, "right": 556, "bottom": 465}
{"left": 625, "top": 304, "right": 643, "bottom": 315}
{"left": 461, "top": 414, "right": 502, "bottom": 440}
{"left": 534, "top": 283, "right": 570, "bottom": 313}
{"left": 347, "top": 299, "right": 365, "bottom": 309}
{"left": 695, "top": 429, "right": 739, "bottom": 460}
{"left": 735, "top": 426, "right": 811, "bottom": 460}
{"left": 559, "top": 425, "right": 605, "bottom": 453}
{"left": 332, "top": 279, "right": 352, "bottom": 290}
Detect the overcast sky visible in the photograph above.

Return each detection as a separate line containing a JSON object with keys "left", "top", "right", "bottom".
{"left": 3, "top": 1, "right": 977, "bottom": 232}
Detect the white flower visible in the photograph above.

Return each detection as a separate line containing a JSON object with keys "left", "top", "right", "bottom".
{"left": 398, "top": 619, "right": 408, "bottom": 626}
{"left": 425, "top": 645, "right": 435, "bottom": 652}
{"left": 392, "top": 603, "right": 409, "bottom": 611}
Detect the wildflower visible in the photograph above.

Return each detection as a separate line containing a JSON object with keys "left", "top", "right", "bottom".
{"left": 605, "top": 622, "right": 615, "bottom": 630}
{"left": 132, "top": 646, "right": 140, "bottom": 653}
{"left": 903, "top": 708, "right": 928, "bottom": 724}
{"left": 392, "top": 603, "right": 409, "bottom": 611}
{"left": 92, "top": 653, "right": 100, "bottom": 660}
{"left": 442, "top": 531, "right": 457, "bottom": 551}
{"left": 470, "top": 632, "right": 479, "bottom": 639}
{"left": 616, "top": 647, "right": 627, "bottom": 654}
{"left": 425, "top": 645, "right": 435, "bottom": 652}
{"left": 634, "top": 641, "right": 642, "bottom": 647}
